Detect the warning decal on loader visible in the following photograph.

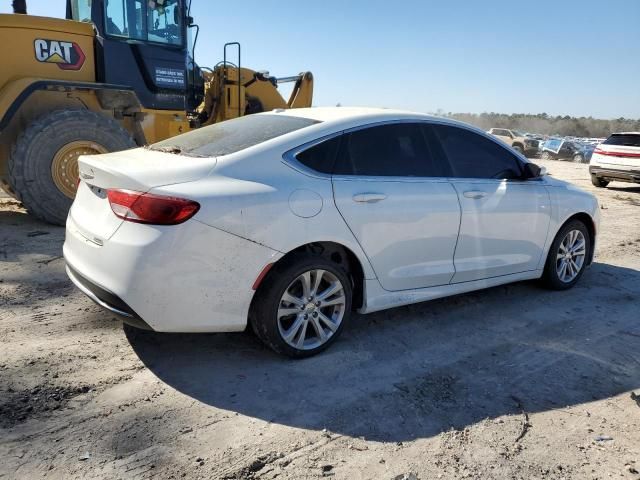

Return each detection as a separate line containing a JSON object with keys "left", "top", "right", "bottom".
{"left": 34, "top": 39, "right": 86, "bottom": 71}
{"left": 155, "top": 67, "right": 186, "bottom": 88}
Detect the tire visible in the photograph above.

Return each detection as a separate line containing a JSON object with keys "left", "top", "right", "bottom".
{"left": 512, "top": 144, "right": 524, "bottom": 155}
{"left": 8, "top": 109, "right": 136, "bottom": 225}
{"left": 250, "top": 254, "right": 353, "bottom": 358}
{"left": 541, "top": 151, "right": 551, "bottom": 160}
{"left": 573, "top": 154, "right": 585, "bottom": 163}
{"left": 591, "top": 174, "right": 609, "bottom": 188}
{"left": 541, "top": 219, "right": 591, "bottom": 290}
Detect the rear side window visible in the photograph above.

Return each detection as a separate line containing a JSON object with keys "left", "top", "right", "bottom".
{"left": 295, "top": 136, "right": 342, "bottom": 174}
{"left": 603, "top": 134, "right": 640, "bottom": 147}
{"left": 150, "top": 114, "right": 319, "bottom": 157}
{"left": 333, "top": 123, "right": 446, "bottom": 177}
{"left": 431, "top": 125, "right": 523, "bottom": 179}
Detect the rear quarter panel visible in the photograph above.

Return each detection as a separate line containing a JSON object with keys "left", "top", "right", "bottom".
{"left": 150, "top": 145, "right": 378, "bottom": 281}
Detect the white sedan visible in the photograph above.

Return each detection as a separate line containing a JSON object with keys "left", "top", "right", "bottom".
{"left": 64, "top": 108, "right": 599, "bottom": 357}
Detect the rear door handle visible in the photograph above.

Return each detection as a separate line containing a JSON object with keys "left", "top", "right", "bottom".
{"left": 463, "top": 190, "right": 488, "bottom": 199}
{"left": 352, "top": 193, "right": 387, "bottom": 203}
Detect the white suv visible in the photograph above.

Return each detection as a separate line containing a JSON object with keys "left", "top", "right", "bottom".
{"left": 589, "top": 132, "right": 640, "bottom": 188}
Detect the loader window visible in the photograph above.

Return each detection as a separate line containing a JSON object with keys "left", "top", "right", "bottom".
{"left": 150, "top": 115, "right": 320, "bottom": 157}
{"left": 104, "top": 0, "right": 184, "bottom": 46}
{"left": 69, "top": 0, "right": 92, "bottom": 22}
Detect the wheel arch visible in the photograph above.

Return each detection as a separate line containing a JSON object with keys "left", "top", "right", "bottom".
{"left": 0, "top": 79, "right": 144, "bottom": 195}
{"left": 257, "top": 241, "right": 367, "bottom": 311}
{"left": 560, "top": 212, "right": 597, "bottom": 265}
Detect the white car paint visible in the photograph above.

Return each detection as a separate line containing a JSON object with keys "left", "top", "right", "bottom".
{"left": 64, "top": 107, "right": 600, "bottom": 334}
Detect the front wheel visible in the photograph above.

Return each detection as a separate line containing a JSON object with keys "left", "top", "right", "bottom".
{"left": 250, "top": 255, "right": 353, "bottom": 358}
{"left": 512, "top": 145, "right": 524, "bottom": 155}
{"left": 541, "top": 151, "right": 551, "bottom": 160}
{"left": 541, "top": 220, "right": 591, "bottom": 290}
{"left": 573, "top": 154, "right": 585, "bottom": 163}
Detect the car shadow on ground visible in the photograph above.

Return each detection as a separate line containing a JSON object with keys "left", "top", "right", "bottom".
{"left": 606, "top": 185, "right": 640, "bottom": 195}
{"left": 126, "top": 262, "right": 640, "bottom": 442}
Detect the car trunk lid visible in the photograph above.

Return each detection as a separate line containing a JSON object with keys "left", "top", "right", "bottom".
{"left": 69, "top": 148, "right": 216, "bottom": 243}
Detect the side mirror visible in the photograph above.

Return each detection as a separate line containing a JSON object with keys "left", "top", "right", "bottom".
{"left": 523, "top": 162, "right": 546, "bottom": 179}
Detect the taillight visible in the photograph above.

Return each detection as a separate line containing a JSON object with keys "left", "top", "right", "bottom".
{"left": 107, "top": 189, "right": 200, "bottom": 225}
{"left": 593, "top": 148, "right": 640, "bottom": 158}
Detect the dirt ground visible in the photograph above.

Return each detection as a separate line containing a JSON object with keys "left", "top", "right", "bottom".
{"left": 1, "top": 159, "right": 639, "bottom": 480}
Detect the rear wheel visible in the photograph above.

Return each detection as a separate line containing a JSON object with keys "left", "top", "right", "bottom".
{"left": 8, "top": 109, "right": 136, "bottom": 225}
{"left": 541, "top": 220, "right": 590, "bottom": 290}
{"left": 591, "top": 175, "right": 609, "bottom": 188}
{"left": 573, "top": 154, "right": 585, "bottom": 163}
{"left": 250, "top": 255, "right": 352, "bottom": 358}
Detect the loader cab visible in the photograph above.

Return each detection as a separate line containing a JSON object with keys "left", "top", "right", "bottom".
{"left": 66, "top": 0, "right": 204, "bottom": 112}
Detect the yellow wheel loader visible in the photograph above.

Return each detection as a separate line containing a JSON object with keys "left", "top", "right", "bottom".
{"left": 0, "top": 0, "right": 313, "bottom": 225}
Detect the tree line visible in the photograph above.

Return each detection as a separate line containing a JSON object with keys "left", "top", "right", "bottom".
{"left": 436, "top": 111, "right": 640, "bottom": 138}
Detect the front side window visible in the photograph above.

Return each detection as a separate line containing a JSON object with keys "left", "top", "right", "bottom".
{"left": 150, "top": 114, "right": 320, "bottom": 157}
{"left": 105, "top": 0, "right": 184, "bottom": 46}
{"left": 333, "top": 123, "right": 446, "bottom": 177}
{"left": 431, "top": 125, "right": 524, "bottom": 180}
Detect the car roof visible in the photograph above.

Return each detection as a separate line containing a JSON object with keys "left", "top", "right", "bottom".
{"left": 263, "top": 106, "right": 481, "bottom": 132}
{"left": 267, "top": 106, "right": 434, "bottom": 123}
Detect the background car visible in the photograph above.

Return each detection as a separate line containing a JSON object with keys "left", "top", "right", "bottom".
{"left": 589, "top": 132, "right": 640, "bottom": 188}
{"left": 487, "top": 128, "right": 540, "bottom": 156}
{"left": 64, "top": 108, "right": 600, "bottom": 357}
{"left": 541, "top": 139, "right": 587, "bottom": 163}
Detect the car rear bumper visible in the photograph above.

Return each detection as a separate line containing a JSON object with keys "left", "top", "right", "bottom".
{"left": 589, "top": 165, "right": 640, "bottom": 184}
{"left": 66, "top": 264, "right": 153, "bottom": 330}
{"left": 64, "top": 215, "right": 283, "bottom": 333}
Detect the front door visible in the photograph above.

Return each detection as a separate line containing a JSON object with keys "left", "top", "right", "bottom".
{"left": 429, "top": 123, "right": 551, "bottom": 283}
{"left": 331, "top": 123, "right": 461, "bottom": 291}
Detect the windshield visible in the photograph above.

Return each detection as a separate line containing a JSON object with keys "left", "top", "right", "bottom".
{"left": 150, "top": 114, "right": 320, "bottom": 157}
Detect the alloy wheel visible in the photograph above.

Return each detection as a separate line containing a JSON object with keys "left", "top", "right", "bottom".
{"left": 277, "top": 269, "right": 346, "bottom": 350}
{"left": 556, "top": 229, "right": 586, "bottom": 283}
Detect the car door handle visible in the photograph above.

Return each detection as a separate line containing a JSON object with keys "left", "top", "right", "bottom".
{"left": 352, "top": 193, "right": 387, "bottom": 203}
{"left": 463, "top": 190, "right": 488, "bottom": 199}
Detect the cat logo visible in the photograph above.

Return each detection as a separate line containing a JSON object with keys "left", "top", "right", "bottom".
{"left": 34, "top": 39, "right": 86, "bottom": 71}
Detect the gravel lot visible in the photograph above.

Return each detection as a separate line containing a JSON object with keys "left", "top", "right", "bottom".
{"left": 1, "top": 159, "right": 639, "bottom": 480}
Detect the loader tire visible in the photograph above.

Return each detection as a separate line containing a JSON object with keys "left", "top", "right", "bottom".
{"left": 8, "top": 110, "right": 136, "bottom": 226}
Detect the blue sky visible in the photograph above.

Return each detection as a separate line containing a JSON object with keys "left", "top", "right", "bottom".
{"left": 3, "top": 0, "right": 639, "bottom": 118}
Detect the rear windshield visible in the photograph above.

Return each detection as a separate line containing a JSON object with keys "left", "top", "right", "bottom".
{"left": 150, "top": 114, "right": 320, "bottom": 157}
{"left": 603, "top": 134, "right": 640, "bottom": 147}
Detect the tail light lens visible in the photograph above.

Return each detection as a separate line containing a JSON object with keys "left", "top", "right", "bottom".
{"left": 594, "top": 148, "right": 640, "bottom": 158}
{"left": 107, "top": 189, "right": 200, "bottom": 225}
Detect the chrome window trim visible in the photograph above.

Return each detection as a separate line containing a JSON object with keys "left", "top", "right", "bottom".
{"left": 281, "top": 118, "right": 530, "bottom": 181}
